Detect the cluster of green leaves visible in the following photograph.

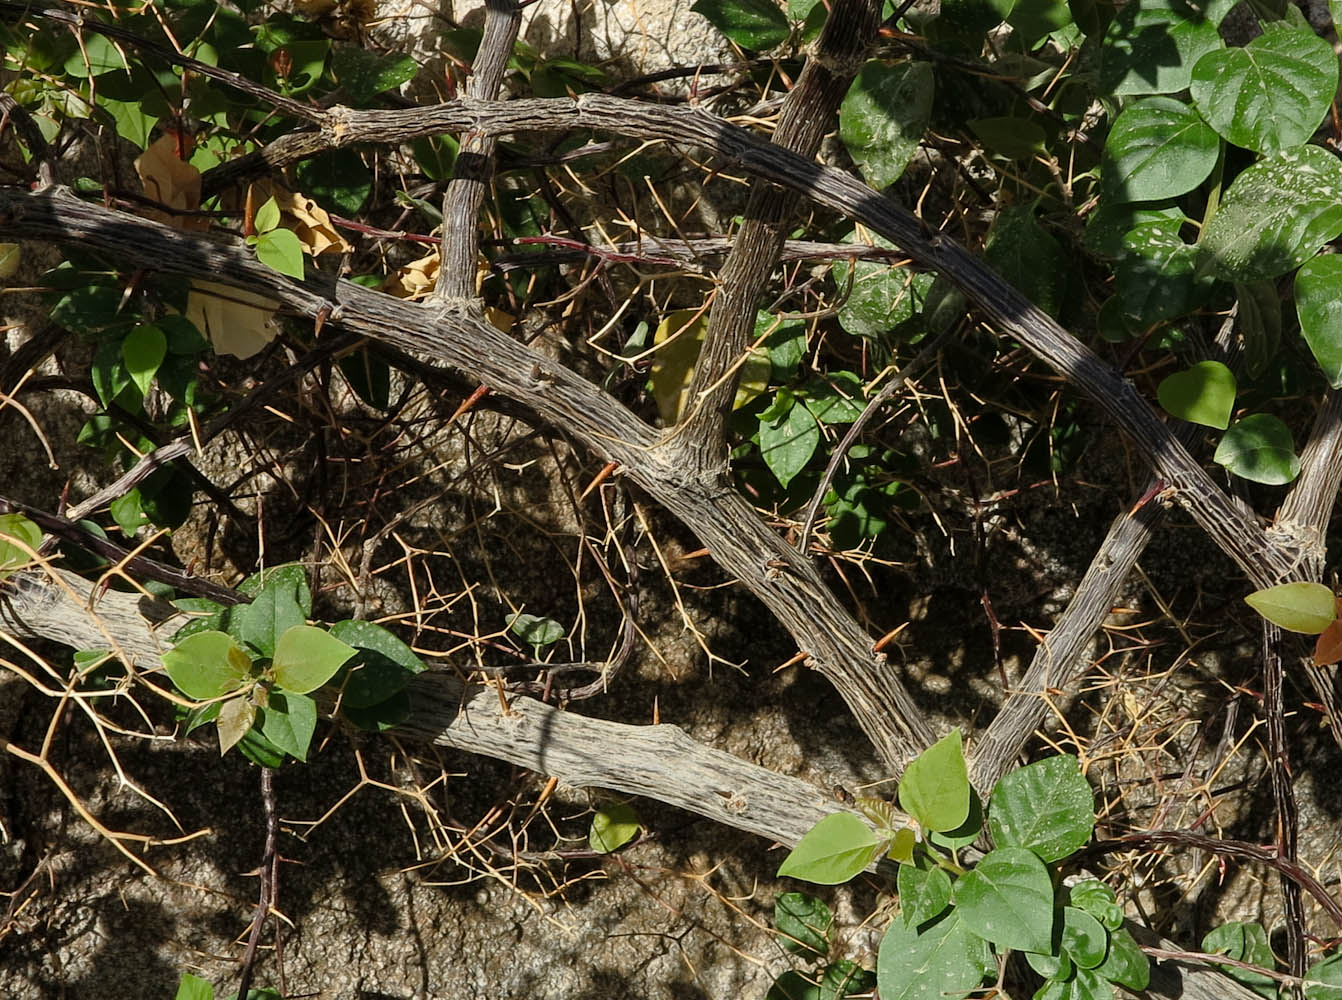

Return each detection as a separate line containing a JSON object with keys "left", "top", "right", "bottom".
{"left": 774, "top": 732, "right": 1147, "bottom": 1000}
{"left": 0, "top": 513, "right": 41, "bottom": 579}
{"left": 174, "top": 972, "right": 277, "bottom": 1000}
{"left": 165, "top": 564, "right": 425, "bottom": 765}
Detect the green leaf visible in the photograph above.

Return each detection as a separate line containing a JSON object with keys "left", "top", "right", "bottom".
{"left": 1200, "top": 145, "right": 1342, "bottom": 283}
{"left": 983, "top": 204, "right": 1068, "bottom": 320}
{"left": 1095, "top": 927, "right": 1150, "bottom": 991}
{"left": 988, "top": 754, "right": 1094, "bottom": 862}
{"left": 239, "top": 564, "right": 312, "bottom": 617}
{"left": 327, "top": 619, "right": 426, "bottom": 708}
{"left": 1114, "top": 220, "right": 1212, "bottom": 329}
{"left": 897, "top": 864, "right": 952, "bottom": 927}
{"left": 839, "top": 61, "right": 934, "bottom": 190}
{"left": 1083, "top": 202, "right": 1185, "bottom": 260}
{"left": 254, "top": 196, "right": 281, "bottom": 234}
{"left": 928, "top": 788, "right": 984, "bottom": 850}
{"left": 341, "top": 690, "right": 412, "bottom": 732}
{"left": 296, "top": 149, "right": 373, "bottom": 215}
{"left": 100, "top": 96, "right": 155, "bottom": 149}
{"left": 951, "top": 846, "right": 1055, "bottom": 953}
{"left": 51, "top": 284, "right": 130, "bottom": 336}
{"left": 253, "top": 228, "right": 306, "bottom": 279}
{"left": 877, "top": 912, "right": 991, "bottom": 1000}
{"left": 803, "top": 373, "right": 865, "bottom": 424}
{"left": 690, "top": 0, "right": 790, "bottom": 49}
{"left": 508, "top": 612, "right": 565, "bottom": 649}
{"left": 65, "top": 33, "right": 130, "bottom": 77}
{"left": 109, "top": 489, "right": 148, "bottom": 538}
{"left": 898, "top": 728, "right": 970, "bottom": 833}
{"left": 216, "top": 695, "right": 257, "bottom": 755}
{"left": 820, "top": 960, "right": 875, "bottom": 1000}
{"left": 1203, "top": 921, "right": 1275, "bottom": 998}
{"left": 1214, "top": 414, "right": 1300, "bottom": 486}
{"left": 1061, "top": 906, "right": 1109, "bottom": 969}
{"left": 257, "top": 690, "right": 317, "bottom": 762}
{"left": 174, "top": 972, "right": 215, "bottom": 1000}
{"left": 766, "top": 971, "right": 821, "bottom": 1000}
{"left": 775, "top": 891, "right": 833, "bottom": 959}
{"left": 235, "top": 726, "right": 286, "bottom": 769}
{"left": 0, "top": 513, "right": 41, "bottom": 577}
{"left": 1156, "top": 361, "right": 1236, "bottom": 429}
{"left": 163, "top": 630, "right": 253, "bottom": 700}
{"left": 1305, "top": 951, "right": 1342, "bottom": 1000}
{"left": 1099, "top": 0, "right": 1224, "bottom": 97}
{"left": 1033, "top": 966, "right": 1112, "bottom": 1000}
{"left": 833, "top": 240, "right": 933, "bottom": 344}
{"left": 237, "top": 583, "right": 306, "bottom": 660}
{"left": 887, "top": 826, "right": 917, "bottom": 863}
{"left": 760, "top": 390, "right": 820, "bottom": 487}
{"left": 330, "top": 45, "right": 418, "bottom": 104}
{"left": 270, "top": 625, "right": 356, "bottom": 694}
{"left": 92, "top": 336, "right": 133, "bottom": 409}
{"left": 1243, "top": 581, "right": 1337, "bottom": 634}
{"left": 589, "top": 802, "right": 640, "bottom": 853}
{"left": 1069, "top": 880, "right": 1122, "bottom": 931}
{"left": 1235, "top": 280, "right": 1282, "bottom": 379}
{"left": 969, "top": 116, "right": 1046, "bottom": 160}
{"left": 1102, "top": 97, "right": 1220, "bottom": 203}
{"left": 1007, "top": 0, "right": 1073, "bottom": 44}
{"left": 759, "top": 313, "right": 807, "bottom": 378}
{"left": 1190, "top": 26, "right": 1338, "bottom": 154}
{"left": 1295, "top": 255, "right": 1342, "bottom": 388}
{"left": 121, "top": 324, "right": 167, "bottom": 399}
{"left": 777, "top": 812, "right": 881, "bottom": 884}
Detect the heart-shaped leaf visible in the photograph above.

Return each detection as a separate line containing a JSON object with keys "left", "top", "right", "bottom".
{"left": 163, "top": 630, "right": 253, "bottom": 700}
{"left": 839, "top": 61, "right": 934, "bottom": 190}
{"left": 1099, "top": 0, "right": 1224, "bottom": 97}
{"left": 898, "top": 728, "right": 970, "bottom": 833}
{"left": 877, "top": 911, "right": 991, "bottom": 1000}
{"left": 1103, "top": 97, "right": 1220, "bottom": 203}
{"left": 1214, "top": 414, "right": 1300, "bottom": 485}
{"left": 987, "top": 754, "right": 1095, "bottom": 862}
{"left": 1200, "top": 146, "right": 1342, "bottom": 282}
{"left": 1244, "top": 581, "right": 1337, "bottom": 634}
{"left": 1156, "top": 361, "right": 1236, "bottom": 429}
{"left": 952, "top": 847, "right": 1055, "bottom": 954}
{"left": 1190, "top": 25, "right": 1338, "bottom": 154}
{"left": 121, "top": 324, "right": 167, "bottom": 399}
{"left": 1295, "top": 255, "right": 1342, "bottom": 388}
{"left": 270, "top": 624, "right": 356, "bottom": 694}
{"left": 777, "top": 812, "right": 881, "bottom": 884}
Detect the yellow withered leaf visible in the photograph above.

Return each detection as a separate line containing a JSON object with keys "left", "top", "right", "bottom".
{"left": 185, "top": 280, "right": 281, "bottom": 360}
{"left": 134, "top": 133, "right": 207, "bottom": 231}
{"left": 649, "top": 308, "right": 770, "bottom": 425}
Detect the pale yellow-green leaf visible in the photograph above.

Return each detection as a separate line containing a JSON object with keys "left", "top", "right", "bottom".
{"left": 1244, "top": 581, "right": 1337, "bottom": 634}
{"left": 184, "top": 280, "right": 281, "bottom": 360}
{"left": 649, "top": 308, "right": 770, "bottom": 424}
{"left": 217, "top": 695, "right": 256, "bottom": 755}
{"left": 887, "top": 826, "right": 916, "bottom": 864}
{"left": 0, "top": 243, "right": 20, "bottom": 280}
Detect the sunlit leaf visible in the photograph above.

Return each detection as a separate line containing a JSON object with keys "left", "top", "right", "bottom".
{"left": 270, "top": 624, "right": 356, "bottom": 694}
{"left": 1295, "top": 256, "right": 1342, "bottom": 388}
{"left": 839, "top": 61, "right": 934, "bottom": 190}
{"left": 777, "top": 812, "right": 881, "bottom": 884}
{"left": 216, "top": 695, "right": 256, "bottom": 755}
{"left": 1244, "top": 581, "right": 1336, "bottom": 634}
{"left": 163, "top": 630, "right": 252, "bottom": 700}
{"left": 898, "top": 728, "right": 970, "bottom": 833}
{"left": 1214, "top": 414, "right": 1300, "bottom": 485}
{"left": 1156, "top": 361, "right": 1236, "bottom": 429}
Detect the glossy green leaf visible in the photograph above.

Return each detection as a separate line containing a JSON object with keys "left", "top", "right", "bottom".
{"left": 777, "top": 812, "right": 881, "bottom": 884}
{"left": 258, "top": 690, "right": 317, "bottom": 762}
{"left": 775, "top": 891, "right": 832, "bottom": 959}
{"left": 898, "top": 864, "right": 952, "bottom": 927}
{"left": 760, "top": 390, "right": 820, "bottom": 487}
{"left": 1025, "top": 949, "right": 1072, "bottom": 981}
{"left": 1190, "top": 26, "right": 1337, "bottom": 154}
{"left": 330, "top": 45, "right": 418, "bottom": 103}
{"left": 1243, "top": 581, "right": 1337, "bottom": 634}
{"left": 92, "top": 337, "right": 132, "bottom": 408}
{"left": 1070, "top": 880, "right": 1122, "bottom": 931}
{"left": 589, "top": 802, "right": 640, "bottom": 853}
{"left": 951, "top": 846, "right": 1055, "bottom": 953}
{"left": 1201, "top": 145, "right": 1342, "bottom": 282}
{"left": 1102, "top": 97, "right": 1219, "bottom": 203}
{"left": 216, "top": 695, "right": 257, "bottom": 755}
{"left": 236, "top": 726, "right": 286, "bottom": 769}
{"left": 1061, "top": 906, "right": 1108, "bottom": 969}
{"left": 690, "top": 0, "right": 790, "bottom": 49}
{"left": 832, "top": 243, "right": 933, "bottom": 344}
{"left": 1295, "top": 255, "right": 1342, "bottom": 388}
{"left": 1305, "top": 950, "right": 1342, "bottom": 1000}
{"left": 988, "top": 755, "right": 1094, "bottom": 862}
{"left": 839, "top": 61, "right": 934, "bottom": 190}
{"left": 1099, "top": 0, "right": 1224, "bottom": 97}
{"left": 270, "top": 625, "right": 356, "bottom": 694}
{"left": 163, "top": 630, "right": 253, "bottom": 700}
{"left": 328, "top": 619, "right": 426, "bottom": 708}
{"left": 803, "top": 373, "right": 865, "bottom": 424}
{"left": 1214, "top": 414, "right": 1300, "bottom": 485}
{"left": 253, "top": 228, "right": 306, "bottom": 279}
{"left": 0, "top": 513, "right": 41, "bottom": 576}
{"left": 121, "top": 324, "right": 167, "bottom": 399}
{"left": 877, "top": 912, "right": 991, "bottom": 1000}
{"left": 1114, "top": 220, "right": 1213, "bottom": 328}
{"left": 1096, "top": 927, "right": 1150, "bottom": 990}
{"left": 1156, "top": 361, "right": 1236, "bottom": 429}
{"left": 109, "top": 489, "right": 147, "bottom": 538}
{"left": 1203, "top": 921, "right": 1275, "bottom": 997}
{"left": 898, "top": 728, "right": 970, "bottom": 833}
{"left": 1083, "top": 202, "right": 1185, "bottom": 261}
